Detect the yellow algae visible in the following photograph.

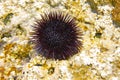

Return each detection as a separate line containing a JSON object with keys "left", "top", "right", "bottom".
{"left": 87, "top": 0, "right": 98, "bottom": 12}
{"left": 47, "top": 67, "right": 55, "bottom": 75}
{"left": 46, "top": 0, "right": 61, "bottom": 8}
{"left": 3, "top": 43, "right": 32, "bottom": 59}
{"left": 64, "top": 0, "right": 85, "bottom": 22}
{"left": 113, "top": 56, "right": 120, "bottom": 69}
{"left": 4, "top": 66, "right": 16, "bottom": 76}
{"left": 89, "top": 0, "right": 115, "bottom": 6}
{"left": 3, "top": 43, "right": 16, "bottom": 56}
{"left": 112, "top": 0, "right": 120, "bottom": 25}
{"left": 69, "top": 64, "right": 101, "bottom": 80}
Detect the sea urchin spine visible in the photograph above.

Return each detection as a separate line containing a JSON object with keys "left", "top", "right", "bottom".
{"left": 32, "top": 11, "right": 82, "bottom": 60}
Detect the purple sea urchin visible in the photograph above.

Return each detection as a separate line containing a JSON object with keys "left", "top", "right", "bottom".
{"left": 32, "top": 11, "right": 82, "bottom": 60}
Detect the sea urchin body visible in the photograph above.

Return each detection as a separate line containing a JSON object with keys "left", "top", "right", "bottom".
{"left": 32, "top": 11, "right": 82, "bottom": 60}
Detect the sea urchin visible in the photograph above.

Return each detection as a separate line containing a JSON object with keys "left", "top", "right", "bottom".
{"left": 32, "top": 11, "right": 82, "bottom": 60}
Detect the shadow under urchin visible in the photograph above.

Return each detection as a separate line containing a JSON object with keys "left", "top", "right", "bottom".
{"left": 32, "top": 11, "right": 82, "bottom": 60}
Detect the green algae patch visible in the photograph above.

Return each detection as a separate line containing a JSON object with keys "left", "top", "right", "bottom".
{"left": 3, "top": 13, "right": 13, "bottom": 25}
